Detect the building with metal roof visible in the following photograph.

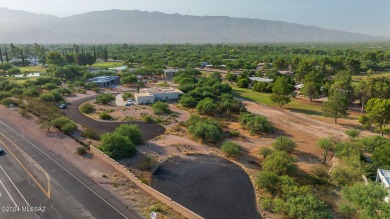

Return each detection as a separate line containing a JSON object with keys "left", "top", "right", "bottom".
{"left": 376, "top": 169, "right": 390, "bottom": 203}
{"left": 87, "top": 76, "right": 120, "bottom": 87}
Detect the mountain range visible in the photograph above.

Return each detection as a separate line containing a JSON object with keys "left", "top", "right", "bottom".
{"left": 0, "top": 7, "right": 385, "bottom": 44}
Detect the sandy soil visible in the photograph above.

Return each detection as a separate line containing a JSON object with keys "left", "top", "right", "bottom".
{"left": 83, "top": 100, "right": 190, "bottom": 128}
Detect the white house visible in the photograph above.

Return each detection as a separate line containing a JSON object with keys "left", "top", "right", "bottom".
{"left": 376, "top": 169, "right": 390, "bottom": 203}
{"left": 134, "top": 87, "right": 183, "bottom": 104}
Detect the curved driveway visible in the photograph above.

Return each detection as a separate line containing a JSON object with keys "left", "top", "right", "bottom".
{"left": 64, "top": 95, "right": 165, "bottom": 140}
{"left": 152, "top": 155, "right": 261, "bottom": 219}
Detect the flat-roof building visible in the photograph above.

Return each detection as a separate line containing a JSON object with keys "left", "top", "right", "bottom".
{"left": 134, "top": 87, "right": 183, "bottom": 104}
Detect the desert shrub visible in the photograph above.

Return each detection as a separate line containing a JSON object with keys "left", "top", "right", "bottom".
{"left": 196, "top": 98, "right": 217, "bottom": 115}
{"left": 42, "top": 83, "right": 58, "bottom": 90}
{"left": 96, "top": 93, "right": 115, "bottom": 104}
{"left": 149, "top": 203, "right": 168, "bottom": 213}
{"left": 114, "top": 124, "right": 143, "bottom": 145}
{"left": 60, "top": 122, "right": 77, "bottom": 133}
{"left": 98, "top": 133, "right": 136, "bottom": 159}
{"left": 50, "top": 90, "right": 64, "bottom": 102}
{"left": 84, "top": 82, "right": 98, "bottom": 89}
{"left": 81, "top": 128, "right": 100, "bottom": 140}
{"left": 143, "top": 115, "right": 155, "bottom": 123}
{"left": 256, "top": 171, "right": 280, "bottom": 194}
{"left": 9, "top": 88, "right": 23, "bottom": 95}
{"left": 345, "top": 128, "right": 361, "bottom": 139}
{"left": 179, "top": 96, "right": 198, "bottom": 107}
{"left": 138, "top": 155, "right": 157, "bottom": 170}
{"left": 79, "top": 103, "right": 95, "bottom": 114}
{"left": 240, "top": 113, "right": 273, "bottom": 134}
{"left": 39, "top": 93, "right": 55, "bottom": 102}
{"left": 92, "top": 87, "right": 100, "bottom": 93}
{"left": 272, "top": 136, "right": 296, "bottom": 153}
{"left": 18, "top": 108, "right": 30, "bottom": 118}
{"left": 262, "top": 151, "right": 296, "bottom": 175}
{"left": 187, "top": 116, "right": 222, "bottom": 143}
{"left": 221, "top": 141, "right": 242, "bottom": 158}
{"left": 260, "top": 147, "right": 273, "bottom": 158}
{"left": 157, "top": 82, "right": 170, "bottom": 87}
{"left": 76, "top": 146, "right": 87, "bottom": 155}
{"left": 228, "top": 130, "right": 241, "bottom": 137}
{"left": 23, "top": 87, "right": 40, "bottom": 97}
{"left": 52, "top": 116, "right": 72, "bottom": 128}
{"left": 99, "top": 112, "right": 113, "bottom": 120}
{"left": 51, "top": 116, "right": 77, "bottom": 133}
{"left": 0, "top": 91, "right": 12, "bottom": 100}
{"left": 152, "top": 101, "right": 171, "bottom": 114}
{"left": 330, "top": 166, "right": 365, "bottom": 187}
{"left": 1, "top": 97, "right": 16, "bottom": 106}
{"left": 122, "top": 92, "right": 133, "bottom": 99}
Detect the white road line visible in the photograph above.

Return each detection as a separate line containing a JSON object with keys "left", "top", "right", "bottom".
{"left": 0, "top": 120, "right": 128, "bottom": 219}
{"left": 0, "top": 180, "right": 18, "bottom": 207}
{"left": 0, "top": 165, "right": 30, "bottom": 207}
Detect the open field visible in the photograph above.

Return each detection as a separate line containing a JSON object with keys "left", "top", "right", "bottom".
{"left": 232, "top": 86, "right": 323, "bottom": 116}
{"left": 92, "top": 62, "right": 124, "bottom": 69}
{"left": 18, "top": 65, "right": 46, "bottom": 73}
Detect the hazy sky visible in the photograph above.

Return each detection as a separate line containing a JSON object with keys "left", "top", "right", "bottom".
{"left": 1, "top": 0, "right": 389, "bottom": 36}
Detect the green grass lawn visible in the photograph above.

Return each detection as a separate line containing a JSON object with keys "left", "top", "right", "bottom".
{"left": 18, "top": 66, "right": 46, "bottom": 73}
{"left": 91, "top": 62, "right": 124, "bottom": 69}
{"left": 232, "top": 86, "right": 323, "bottom": 116}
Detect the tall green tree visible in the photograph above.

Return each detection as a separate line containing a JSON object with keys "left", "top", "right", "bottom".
{"left": 359, "top": 98, "right": 390, "bottom": 136}
{"left": 4, "top": 47, "right": 9, "bottom": 62}
{"left": 20, "top": 50, "right": 25, "bottom": 67}
{"left": 46, "top": 51, "right": 65, "bottom": 66}
{"left": 317, "top": 138, "right": 334, "bottom": 164}
{"left": 270, "top": 76, "right": 292, "bottom": 108}
{"left": 322, "top": 90, "right": 349, "bottom": 124}
{"left": 301, "top": 82, "right": 320, "bottom": 103}
{"left": 0, "top": 49, "right": 3, "bottom": 63}
{"left": 0, "top": 63, "right": 12, "bottom": 74}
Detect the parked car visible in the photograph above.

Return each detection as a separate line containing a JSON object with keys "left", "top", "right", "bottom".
{"left": 126, "top": 100, "right": 134, "bottom": 105}
{"left": 59, "top": 104, "right": 67, "bottom": 109}
{"left": 0, "top": 146, "right": 4, "bottom": 154}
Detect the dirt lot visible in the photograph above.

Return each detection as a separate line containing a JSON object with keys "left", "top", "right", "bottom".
{"left": 236, "top": 100, "right": 377, "bottom": 171}
{"left": 84, "top": 100, "right": 191, "bottom": 129}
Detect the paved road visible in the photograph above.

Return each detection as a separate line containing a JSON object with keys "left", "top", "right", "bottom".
{"left": 0, "top": 120, "right": 142, "bottom": 219}
{"left": 152, "top": 155, "right": 261, "bottom": 219}
{"left": 65, "top": 95, "right": 165, "bottom": 140}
